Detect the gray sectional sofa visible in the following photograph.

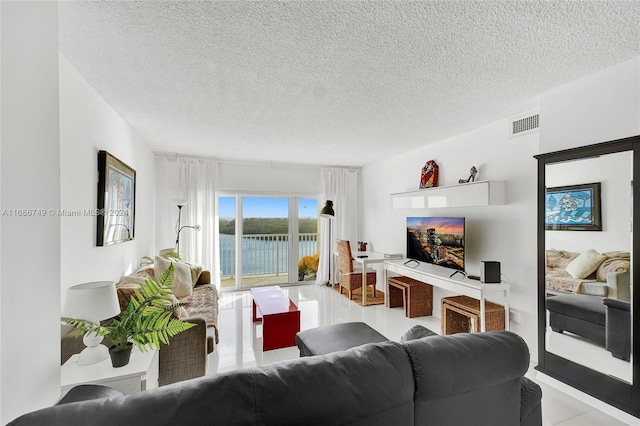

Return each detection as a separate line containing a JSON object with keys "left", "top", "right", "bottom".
{"left": 10, "top": 329, "right": 541, "bottom": 426}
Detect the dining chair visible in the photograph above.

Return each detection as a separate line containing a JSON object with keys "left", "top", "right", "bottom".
{"left": 336, "top": 240, "right": 377, "bottom": 300}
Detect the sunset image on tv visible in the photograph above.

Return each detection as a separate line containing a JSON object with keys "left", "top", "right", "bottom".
{"left": 406, "top": 217, "right": 465, "bottom": 271}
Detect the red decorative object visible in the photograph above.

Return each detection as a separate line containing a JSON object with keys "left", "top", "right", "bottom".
{"left": 251, "top": 287, "right": 300, "bottom": 351}
{"left": 420, "top": 160, "right": 439, "bottom": 189}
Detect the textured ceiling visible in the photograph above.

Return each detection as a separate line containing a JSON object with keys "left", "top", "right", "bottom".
{"left": 59, "top": 1, "right": 640, "bottom": 167}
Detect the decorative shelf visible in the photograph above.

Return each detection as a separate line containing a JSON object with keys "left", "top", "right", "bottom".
{"left": 391, "top": 180, "right": 505, "bottom": 209}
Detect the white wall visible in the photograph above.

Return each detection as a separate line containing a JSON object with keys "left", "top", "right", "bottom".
{"left": 0, "top": 9, "right": 155, "bottom": 420}
{"left": 362, "top": 56, "right": 640, "bottom": 363}
{"left": 59, "top": 55, "right": 155, "bottom": 294}
{"left": 1, "top": 2, "right": 61, "bottom": 422}
{"left": 540, "top": 57, "right": 640, "bottom": 153}
{"left": 363, "top": 118, "right": 540, "bottom": 354}
{"left": 546, "top": 151, "right": 632, "bottom": 253}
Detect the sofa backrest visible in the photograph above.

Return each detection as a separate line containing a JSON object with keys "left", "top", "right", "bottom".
{"left": 403, "top": 331, "right": 530, "bottom": 426}
{"left": 10, "top": 341, "right": 415, "bottom": 426}
{"left": 12, "top": 332, "right": 531, "bottom": 426}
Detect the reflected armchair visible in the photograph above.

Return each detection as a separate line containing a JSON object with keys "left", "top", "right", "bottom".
{"left": 336, "top": 240, "right": 376, "bottom": 300}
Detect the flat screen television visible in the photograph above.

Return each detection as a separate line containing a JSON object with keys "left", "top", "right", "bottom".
{"left": 406, "top": 216, "right": 465, "bottom": 272}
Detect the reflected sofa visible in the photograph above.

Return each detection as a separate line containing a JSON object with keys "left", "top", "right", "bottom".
{"left": 545, "top": 249, "right": 630, "bottom": 298}
{"left": 545, "top": 249, "right": 631, "bottom": 360}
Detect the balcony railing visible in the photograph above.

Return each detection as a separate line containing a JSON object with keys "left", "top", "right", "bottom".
{"left": 220, "top": 233, "right": 319, "bottom": 278}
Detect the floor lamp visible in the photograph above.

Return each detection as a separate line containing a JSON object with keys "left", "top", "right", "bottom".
{"left": 174, "top": 201, "right": 201, "bottom": 257}
{"left": 320, "top": 200, "right": 335, "bottom": 287}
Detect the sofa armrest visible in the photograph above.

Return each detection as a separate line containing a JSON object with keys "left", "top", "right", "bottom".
{"left": 604, "top": 298, "right": 630, "bottom": 311}
{"left": 61, "top": 329, "right": 85, "bottom": 364}
{"left": 158, "top": 316, "right": 209, "bottom": 386}
{"left": 520, "top": 377, "right": 542, "bottom": 426}
{"left": 607, "top": 271, "right": 630, "bottom": 302}
{"left": 196, "top": 270, "right": 211, "bottom": 285}
{"left": 604, "top": 298, "right": 631, "bottom": 360}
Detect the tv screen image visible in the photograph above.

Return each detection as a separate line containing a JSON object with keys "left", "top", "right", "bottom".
{"left": 406, "top": 217, "right": 465, "bottom": 272}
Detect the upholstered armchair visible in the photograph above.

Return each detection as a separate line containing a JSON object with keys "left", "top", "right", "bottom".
{"left": 336, "top": 240, "right": 376, "bottom": 300}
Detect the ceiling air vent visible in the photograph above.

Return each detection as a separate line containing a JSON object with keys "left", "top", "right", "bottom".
{"left": 510, "top": 112, "right": 539, "bottom": 137}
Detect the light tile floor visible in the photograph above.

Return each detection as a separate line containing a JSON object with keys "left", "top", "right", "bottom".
{"left": 208, "top": 284, "right": 637, "bottom": 425}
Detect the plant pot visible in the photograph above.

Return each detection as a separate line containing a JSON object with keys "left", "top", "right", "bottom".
{"left": 358, "top": 245, "right": 367, "bottom": 251}
{"left": 109, "top": 343, "right": 133, "bottom": 368}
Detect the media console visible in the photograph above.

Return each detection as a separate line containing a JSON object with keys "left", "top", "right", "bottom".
{"left": 383, "top": 259, "right": 510, "bottom": 331}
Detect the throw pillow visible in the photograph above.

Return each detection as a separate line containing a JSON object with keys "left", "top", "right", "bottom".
{"left": 155, "top": 256, "right": 193, "bottom": 299}
{"left": 565, "top": 249, "right": 607, "bottom": 279}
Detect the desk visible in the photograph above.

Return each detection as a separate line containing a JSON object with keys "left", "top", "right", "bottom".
{"left": 352, "top": 250, "right": 387, "bottom": 306}
{"left": 384, "top": 259, "right": 510, "bottom": 331}
{"left": 251, "top": 286, "right": 300, "bottom": 350}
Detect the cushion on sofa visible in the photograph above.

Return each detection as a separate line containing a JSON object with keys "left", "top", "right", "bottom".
{"left": 155, "top": 256, "right": 193, "bottom": 298}
{"left": 546, "top": 250, "right": 579, "bottom": 270}
{"left": 404, "top": 331, "right": 529, "bottom": 426}
{"left": 565, "top": 249, "right": 606, "bottom": 279}
{"left": 115, "top": 282, "right": 189, "bottom": 319}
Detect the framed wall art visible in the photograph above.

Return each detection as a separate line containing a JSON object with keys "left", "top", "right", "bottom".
{"left": 545, "top": 182, "right": 601, "bottom": 231}
{"left": 97, "top": 150, "right": 136, "bottom": 245}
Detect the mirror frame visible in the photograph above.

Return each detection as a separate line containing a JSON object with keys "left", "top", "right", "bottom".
{"left": 535, "top": 134, "right": 640, "bottom": 416}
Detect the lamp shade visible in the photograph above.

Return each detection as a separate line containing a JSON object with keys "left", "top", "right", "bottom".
{"left": 320, "top": 200, "right": 335, "bottom": 218}
{"left": 63, "top": 281, "right": 120, "bottom": 322}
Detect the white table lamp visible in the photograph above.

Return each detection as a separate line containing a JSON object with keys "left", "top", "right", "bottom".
{"left": 63, "top": 281, "right": 120, "bottom": 365}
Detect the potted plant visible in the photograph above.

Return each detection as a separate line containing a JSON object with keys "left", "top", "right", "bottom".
{"left": 357, "top": 241, "right": 368, "bottom": 251}
{"left": 62, "top": 264, "right": 195, "bottom": 367}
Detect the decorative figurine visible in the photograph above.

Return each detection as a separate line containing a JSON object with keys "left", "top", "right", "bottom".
{"left": 458, "top": 166, "right": 478, "bottom": 184}
{"left": 420, "top": 160, "right": 439, "bottom": 189}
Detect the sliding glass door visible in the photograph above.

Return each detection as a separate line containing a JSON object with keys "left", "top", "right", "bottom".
{"left": 219, "top": 195, "right": 319, "bottom": 290}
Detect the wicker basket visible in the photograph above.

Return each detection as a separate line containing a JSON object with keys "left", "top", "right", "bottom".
{"left": 387, "top": 276, "right": 433, "bottom": 318}
{"left": 441, "top": 295, "right": 505, "bottom": 335}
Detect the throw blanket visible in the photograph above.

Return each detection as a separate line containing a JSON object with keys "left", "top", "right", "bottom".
{"left": 545, "top": 250, "right": 630, "bottom": 294}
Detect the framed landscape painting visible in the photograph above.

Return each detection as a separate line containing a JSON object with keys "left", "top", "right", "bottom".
{"left": 545, "top": 182, "right": 601, "bottom": 231}
{"left": 97, "top": 150, "right": 136, "bottom": 245}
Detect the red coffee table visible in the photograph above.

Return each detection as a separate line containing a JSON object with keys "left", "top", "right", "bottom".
{"left": 251, "top": 286, "right": 300, "bottom": 351}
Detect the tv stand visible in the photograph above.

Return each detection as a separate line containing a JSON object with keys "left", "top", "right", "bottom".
{"left": 383, "top": 259, "right": 510, "bottom": 331}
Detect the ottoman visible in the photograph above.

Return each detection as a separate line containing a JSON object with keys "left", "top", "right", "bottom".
{"left": 546, "top": 293, "right": 606, "bottom": 346}
{"left": 295, "top": 322, "right": 389, "bottom": 356}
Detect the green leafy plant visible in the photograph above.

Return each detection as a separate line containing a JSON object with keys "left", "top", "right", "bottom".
{"left": 62, "top": 263, "right": 195, "bottom": 352}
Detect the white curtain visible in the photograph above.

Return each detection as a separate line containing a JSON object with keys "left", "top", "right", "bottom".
{"left": 177, "top": 158, "right": 221, "bottom": 286}
{"left": 316, "top": 167, "right": 360, "bottom": 286}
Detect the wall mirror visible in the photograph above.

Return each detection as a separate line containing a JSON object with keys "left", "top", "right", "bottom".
{"left": 536, "top": 136, "right": 640, "bottom": 417}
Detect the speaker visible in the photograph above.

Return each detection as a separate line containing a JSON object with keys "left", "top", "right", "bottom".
{"left": 480, "top": 261, "right": 501, "bottom": 283}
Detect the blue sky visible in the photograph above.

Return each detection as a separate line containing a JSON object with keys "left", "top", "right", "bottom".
{"left": 219, "top": 197, "right": 318, "bottom": 219}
